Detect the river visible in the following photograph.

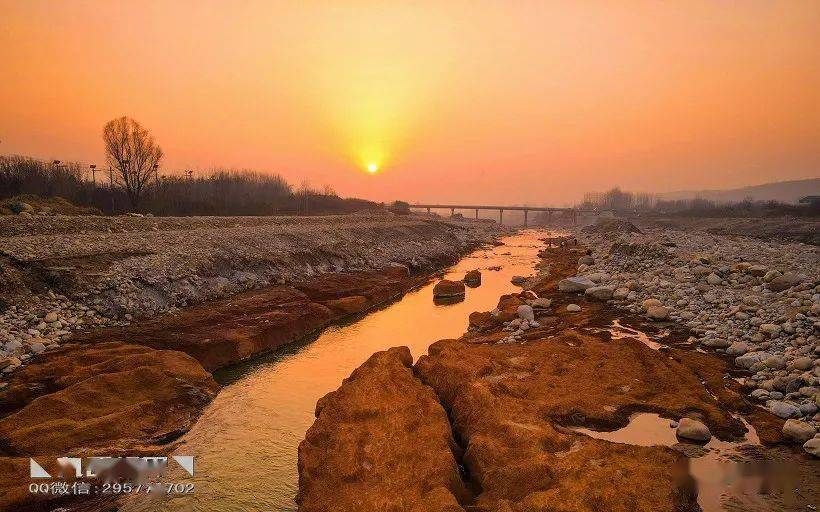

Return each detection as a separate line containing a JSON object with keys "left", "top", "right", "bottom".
{"left": 124, "top": 229, "right": 549, "bottom": 512}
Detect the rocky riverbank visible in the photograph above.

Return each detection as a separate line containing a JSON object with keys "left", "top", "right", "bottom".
{"left": 573, "top": 219, "right": 819, "bottom": 442}
{"left": 0, "top": 214, "right": 506, "bottom": 511}
{"left": 298, "top": 229, "right": 819, "bottom": 512}
{"left": 0, "top": 213, "right": 504, "bottom": 379}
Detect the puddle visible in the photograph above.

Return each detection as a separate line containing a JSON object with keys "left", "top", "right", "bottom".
{"left": 571, "top": 412, "right": 817, "bottom": 511}
{"left": 587, "top": 319, "right": 668, "bottom": 350}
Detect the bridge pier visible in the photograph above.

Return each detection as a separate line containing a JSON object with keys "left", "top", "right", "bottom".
{"left": 450, "top": 207, "right": 455, "bottom": 217}
{"left": 524, "top": 209, "right": 528, "bottom": 227}
{"left": 499, "top": 209, "right": 503, "bottom": 224}
{"left": 475, "top": 209, "right": 478, "bottom": 219}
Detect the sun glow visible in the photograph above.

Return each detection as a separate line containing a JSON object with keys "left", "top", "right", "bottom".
{"left": 367, "top": 163, "right": 379, "bottom": 173}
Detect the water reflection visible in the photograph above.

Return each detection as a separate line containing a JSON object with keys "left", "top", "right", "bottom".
{"left": 571, "top": 412, "right": 817, "bottom": 512}
{"left": 124, "top": 230, "right": 550, "bottom": 512}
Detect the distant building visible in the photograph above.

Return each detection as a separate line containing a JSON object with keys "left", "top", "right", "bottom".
{"left": 798, "top": 195, "right": 820, "bottom": 206}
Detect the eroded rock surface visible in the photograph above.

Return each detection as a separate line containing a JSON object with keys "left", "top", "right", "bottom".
{"left": 0, "top": 341, "right": 218, "bottom": 455}
{"left": 77, "top": 270, "right": 420, "bottom": 371}
{"left": 298, "top": 347, "right": 469, "bottom": 512}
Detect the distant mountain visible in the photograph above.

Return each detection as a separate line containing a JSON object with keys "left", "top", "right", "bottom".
{"left": 658, "top": 178, "right": 820, "bottom": 204}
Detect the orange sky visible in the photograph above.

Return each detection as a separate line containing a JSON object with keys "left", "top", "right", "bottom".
{"left": 1, "top": 0, "right": 818, "bottom": 205}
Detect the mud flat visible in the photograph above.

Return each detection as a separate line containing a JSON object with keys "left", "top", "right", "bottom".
{"left": 298, "top": 234, "right": 820, "bottom": 512}
{"left": 0, "top": 214, "right": 505, "bottom": 511}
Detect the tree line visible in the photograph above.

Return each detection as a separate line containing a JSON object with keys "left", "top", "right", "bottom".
{"left": 1, "top": 117, "right": 381, "bottom": 216}
{"left": 578, "top": 187, "right": 818, "bottom": 217}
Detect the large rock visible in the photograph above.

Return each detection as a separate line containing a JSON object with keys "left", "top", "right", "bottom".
{"left": 517, "top": 305, "right": 535, "bottom": 322}
{"left": 702, "top": 338, "right": 730, "bottom": 349}
{"left": 298, "top": 347, "right": 468, "bottom": 511}
{"left": 646, "top": 306, "right": 670, "bottom": 321}
{"left": 433, "top": 279, "right": 466, "bottom": 298}
{"left": 768, "top": 273, "right": 804, "bottom": 292}
{"left": 0, "top": 342, "right": 218, "bottom": 454}
{"left": 804, "top": 438, "right": 820, "bottom": 458}
{"left": 584, "top": 286, "right": 614, "bottom": 301}
{"left": 782, "top": 419, "right": 817, "bottom": 443}
{"left": 641, "top": 298, "right": 662, "bottom": 310}
{"left": 558, "top": 276, "right": 595, "bottom": 293}
{"left": 463, "top": 269, "right": 481, "bottom": 286}
{"left": 735, "top": 351, "right": 770, "bottom": 370}
{"left": 676, "top": 418, "right": 712, "bottom": 442}
{"left": 768, "top": 401, "right": 800, "bottom": 419}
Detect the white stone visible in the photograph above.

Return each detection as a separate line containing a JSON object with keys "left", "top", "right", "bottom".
{"left": 517, "top": 305, "right": 535, "bottom": 322}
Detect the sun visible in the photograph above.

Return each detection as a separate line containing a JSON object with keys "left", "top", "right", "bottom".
{"left": 367, "top": 163, "right": 379, "bottom": 174}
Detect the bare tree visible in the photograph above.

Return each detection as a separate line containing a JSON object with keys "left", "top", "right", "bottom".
{"left": 103, "top": 116, "right": 163, "bottom": 209}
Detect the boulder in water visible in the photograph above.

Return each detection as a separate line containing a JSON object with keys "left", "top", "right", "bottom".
{"left": 676, "top": 418, "right": 711, "bottom": 442}
{"left": 433, "top": 280, "right": 465, "bottom": 298}
{"left": 463, "top": 269, "right": 481, "bottom": 286}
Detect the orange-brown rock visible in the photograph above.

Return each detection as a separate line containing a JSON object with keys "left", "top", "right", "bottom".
{"left": 322, "top": 295, "right": 371, "bottom": 314}
{"left": 79, "top": 269, "right": 418, "bottom": 371}
{"left": 433, "top": 279, "right": 466, "bottom": 298}
{"left": 413, "top": 331, "right": 727, "bottom": 511}
{"left": 298, "top": 347, "right": 469, "bottom": 512}
{"left": 0, "top": 342, "right": 218, "bottom": 455}
{"left": 463, "top": 269, "right": 482, "bottom": 286}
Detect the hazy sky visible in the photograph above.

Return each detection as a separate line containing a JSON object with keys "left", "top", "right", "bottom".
{"left": 2, "top": 0, "right": 818, "bottom": 205}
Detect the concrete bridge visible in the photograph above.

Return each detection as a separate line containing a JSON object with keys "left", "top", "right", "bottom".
{"left": 410, "top": 203, "right": 600, "bottom": 226}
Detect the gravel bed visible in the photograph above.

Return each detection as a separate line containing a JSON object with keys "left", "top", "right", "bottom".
{"left": 570, "top": 222, "right": 819, "bottom": 455}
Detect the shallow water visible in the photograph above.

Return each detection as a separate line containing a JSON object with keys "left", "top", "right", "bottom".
{"left": 572, "top": 412, "right": 817, "bottom": 511}
{"left": 124, "top": 230, "right": 550, "bottom": 512}
{"left": 585, "top": 318, "right": 669, "bottom": 350}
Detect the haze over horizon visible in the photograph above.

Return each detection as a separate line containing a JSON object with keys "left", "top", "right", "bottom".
{"left": 2, "top": 0, "right": 818, "bottom": 206}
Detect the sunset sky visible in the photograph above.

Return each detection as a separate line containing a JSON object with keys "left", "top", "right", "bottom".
{"left": 1, "top": 0, "right": 818, "bottom": 205}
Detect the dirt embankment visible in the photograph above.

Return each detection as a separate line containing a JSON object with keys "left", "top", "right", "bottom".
{"left": 298, "top": 238, "right": 798, "bottom": 512}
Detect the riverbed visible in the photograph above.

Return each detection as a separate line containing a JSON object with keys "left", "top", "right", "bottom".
{"left": 123, "top": 230, "right": 550, "bottom": 512}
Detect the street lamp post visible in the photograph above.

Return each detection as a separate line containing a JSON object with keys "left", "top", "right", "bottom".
{"left": 89, "top": 164, "right": 97, "bottom": 185}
